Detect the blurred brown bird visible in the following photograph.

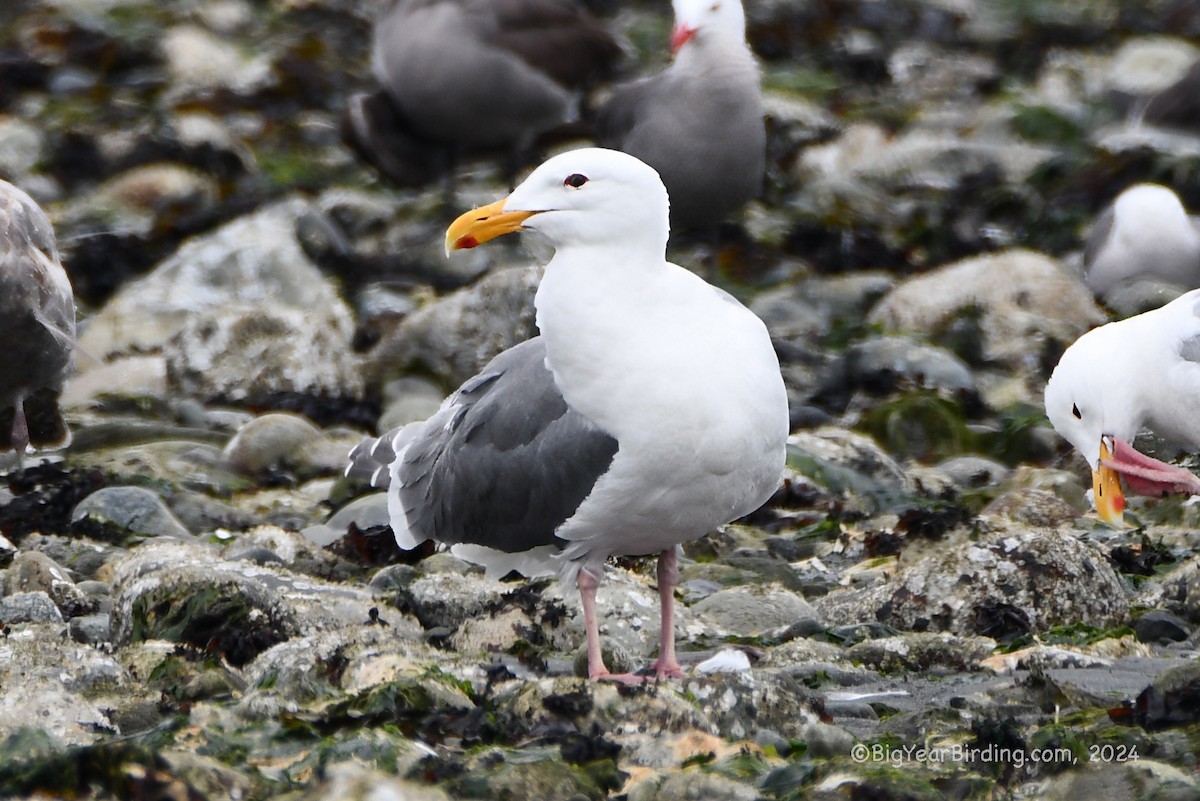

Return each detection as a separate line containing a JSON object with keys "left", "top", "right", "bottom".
{"left": 0, "top": 179, "right": 76, "bottom": 458}
{"left": 343, "top": 0, "right": 622, "bottom": 187}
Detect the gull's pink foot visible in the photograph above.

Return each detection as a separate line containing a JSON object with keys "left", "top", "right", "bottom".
{"left": 592, "top": 671, "right": 651, "bottom": 685}
{"left": 651, "top": 660, "right": 686, "bottom": 679}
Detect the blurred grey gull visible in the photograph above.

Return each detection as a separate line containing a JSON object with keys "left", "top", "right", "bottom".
{"left": 347, "top": 147, "right": 789, "bottom": 681}
{"left": 595, "top": 0, "right": 764, "bottom": 233}
{"left": 0, "top": 179, "right": 76, "bottom": 457}
{"left": 1083, "top": 183, "right": 1200, "bottom": 300}
{"left": 344, "top": 0, "right": 621, "bottom": 186}
{"left": 1044, "top": 288, "right": 1200, "bottom": 526}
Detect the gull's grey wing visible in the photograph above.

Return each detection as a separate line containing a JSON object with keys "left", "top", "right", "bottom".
{"left": 480, "top": 0, "right": 621, "bottom": 89}
{"left": 1082, "top": 205, "right": 1115, "bottom": 270}
{"left": 350, "top": 337, "right": 619, "bottom": 554}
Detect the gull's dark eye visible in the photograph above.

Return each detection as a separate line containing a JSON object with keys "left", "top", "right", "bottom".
{"left": 564, "top": 173, "right": 588, "bottom": 188}
{"left": 1072, "top": 403, "right": 1082, "bottom": 420}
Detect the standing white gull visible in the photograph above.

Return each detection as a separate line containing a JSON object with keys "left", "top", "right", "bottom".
{"left": 347, "top": 147, "right": 789, "bottom": 681}
{"left": 595, "top": 0, "right": 765, "bottom": 232}
{"left": 1044, "top": 288, "right": 1200, "bottom": 526}
{"left": 1083, "top": 183, "right": 1200, "bottom": 301}
{"left": 0, "top": 180, "right": 75, "bottom": 458}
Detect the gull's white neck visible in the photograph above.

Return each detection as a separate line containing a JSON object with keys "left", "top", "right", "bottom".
{"left": 674, "top": 34, "right": 757, "bottom": 78}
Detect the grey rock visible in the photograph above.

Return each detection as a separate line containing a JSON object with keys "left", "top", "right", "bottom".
{"left": 0, "top": 634, "right": 127, "bottom": 745}
{"left": 222, "top": 413, "right": 324, "bottom": 476}
{"left": 888, "top": 42, "right": 999, "bottom": 105}
{"left": 1141, "top": 557, "right": 1200, "bottom": 624}
{"left": 817, "top": 525, "right": 1129, "bottom": 636}
{"left": 162, "top": 24, "right": 274, "bottom": 95}
{"left": 1102, "top": 278, "right": 1191, "bottom": 318}
{"left": 294, "top": 764, "right": 451, "bottom": 801}
{"left": 867, "top": 249, "right": 1106, "bottom": 373}
{"left": 1039, "top": 760, "right": 1198, "bottom": 801}
{"left": 110, "top": 541, "right": 414, "bottom": 662}
{"left": 4, "top": 551, "right": 89, "bottom": 617}
{"left": 692, "top": 584, "right": 817, "bottom": 635}
{"left": 1135, "top": 610, "right": 1192, "bottom": 644}
{"left": 629, "top": 771, "right": 759, "bottom": 801}
{"left": 72, "top": 486, "right": 193, "bottom": 540}
{"left": 680, "top": 670, "right": 823, "bottom": 740}
{"left": 846, "top": 632, "right": 996, "bottom": 673}
{"left": 166, "top": 303, "right": 362, "bottom": 402}
{"left": 983, "top": 486, "right": 1079, "bottom": 527}
{"left": 362, "top": 265, "right": 542, "bottom": 391}
{"left": 369, "top": 564, "right": 420, "bottom": 593}
{"left": 377, "top": 376, "right": 447, "bottom": 432}
{"left": 798, "top": 720, "right": 856, "bottom": 758}
{"left": 84, "top": 440, "right": 243, "bottom": 498}
{"left": 829, "top": 335, "right": 976, "bottom": 395}
{"left": 0, "top": 116, "right": 44, "bottom": 179}
{"left": 166, "top": 490, "right": 262, "bottom": 533}
{"left": 787, "top": 427, "right": 915, "bottom": 513}
{"left": 58, "top": 163, "right": 219, "bottom": 243}
{"left": 0, "top": 591, "right": 64, "bottom": 624}
{"left": 401, "top": 571, "right": 513, "bottom": 632}
{"left": 935, "top": 455, "right": 1012, "bottom": 488}
{"left": 324, "top": 492, "right": 392, "bottom": 534}
{"left": 77, "top": 198, "right": 361, "bottom": 400}
{"left": 19, "top": 534, "right": 122, "bottom": 583}
{"left": 1102, "top": 37, "right": 1199, "bottom": 97}
{"left": 69, "top": 613, "right": 112, "bottom": 645}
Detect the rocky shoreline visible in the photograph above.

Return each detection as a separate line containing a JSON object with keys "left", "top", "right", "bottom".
{"left": 2, "top": 0, "right": 1200, "bottom": 798}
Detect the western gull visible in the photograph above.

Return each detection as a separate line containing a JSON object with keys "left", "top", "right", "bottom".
{"left": 343, "top": 0, "right": 622, "bottom": 186}
{"left": 347, "top": 147, "right": 789, "bottom": 680}
{"left": 595, "top": 0, "right": 765, "bottom": 232}
{"left": 0, "top": 179, "right": 76, "bottom": 457}
{"left": 1044, "top": 288, "right": 1200, "bottom": 526}
{"left": 1083, "top": 183, "right": 1200, "bottom": 301}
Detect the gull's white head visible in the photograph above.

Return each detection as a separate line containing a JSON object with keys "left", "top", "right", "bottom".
{"left": 670, "top": 0, "right": 747, "bottom": 53}
{"left": 1044, "top": 322, "right": 1140, "bottom": 471}
{"left": 445, "top": 148, "right": 670, "bottom": 254}
{"left": 1044, "top": 320, "right": 1144, "bottom": 524}
{"left": 1111, "top": 183, "right": 1193, "bottom": 234}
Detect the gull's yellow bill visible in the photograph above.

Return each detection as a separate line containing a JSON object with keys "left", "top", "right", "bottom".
{"left": 1093, "top": 435, "right": 1126, "bottom": 527}
{"left": 445, "top": 198, "right": 536, "bottom": 255}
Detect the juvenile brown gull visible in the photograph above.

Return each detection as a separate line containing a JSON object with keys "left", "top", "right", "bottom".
{"left": 0, "top": 179, "right": 75, "bottom": 458}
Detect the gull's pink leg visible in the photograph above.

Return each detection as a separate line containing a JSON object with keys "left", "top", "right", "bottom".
{"left": 652, "top": 547, "right": 685, "bottom": 679}
{"left": 10, "top": 397, "right": 27, "bottom": 468}
{"left": 577, "top": 565, "right": 644, "bottom": 684}
{"left": 1103, "top": 437, "right": 1200, "bottom": 497}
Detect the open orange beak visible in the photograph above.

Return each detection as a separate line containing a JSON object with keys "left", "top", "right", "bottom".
{"left": 1092, "top": 435, "right": 1126, "bottom": 527}
{"left": 444, "top": 197, "right": 536, "bottom": 256}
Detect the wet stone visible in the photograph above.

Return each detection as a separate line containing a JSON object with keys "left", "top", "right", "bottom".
{"left": 222, "top": 413, "right": 324, "bottom": 477}
{"left": 71, "top": 486, "right": 193, "bottom": 541}
{"left": 1134, "top": 610, "right": 1192, "bottom": 644}
{"left": 692, "top": 584, "right": 818, "bottom": 635}
{"left": 0, "top": 591, "right": 64, "bottom": 624}
{"left": 69, "top": 613, "right": 112, "bottom": 645}
{"left": 3, "top": 551, "right": 89, "bottom": 616}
